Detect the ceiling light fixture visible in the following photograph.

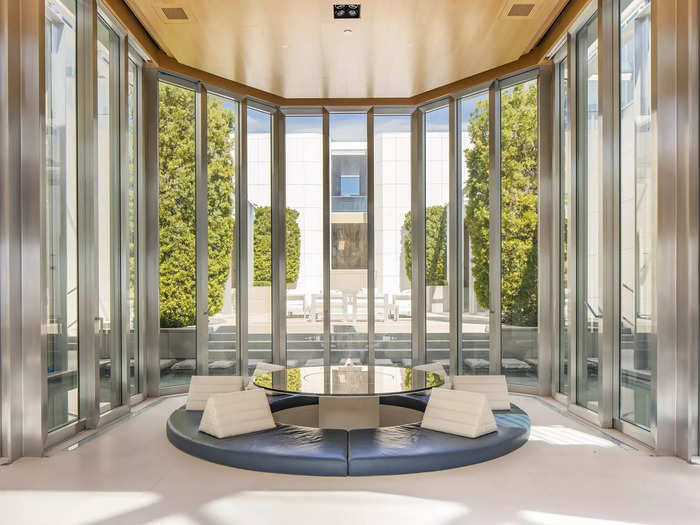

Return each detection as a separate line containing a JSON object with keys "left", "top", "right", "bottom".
{"left": 334, "top": 4, "right": 361, "bottom": 19}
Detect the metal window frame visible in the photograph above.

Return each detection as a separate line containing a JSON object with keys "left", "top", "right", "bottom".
{"left": 551, "top": 46, "right": 567, "bottom": 400}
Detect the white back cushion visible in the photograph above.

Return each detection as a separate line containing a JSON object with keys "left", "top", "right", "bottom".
{"left": 198, "top": 389, "right": 275, "bottom": 439}
{"left": 246, "top": 362, "right": 286, "bottom": 391}
{"left": 421, "top": 388, "right": 497, "bottom": 438}
{"left": 452, "top": 375, "right": 510, "bottom": 410}
{"left": 413, "top": 363, "right": 452, "bottom": 389}
{"left": 186, "top": 375, "right": 243, "bottom": 411}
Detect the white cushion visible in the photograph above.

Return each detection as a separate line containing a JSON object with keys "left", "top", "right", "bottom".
{"left": 421, "top": 388, "right": 497, "bottom": 438}
{"left": 246, "top": 362, "right": 286, "bottom": 391}
{"left": 413, "top": 363, "right": 452, "bottom": 389}
{"left": 185, "top": 375, "right": 243, "bottom": 411}
{"left": 198, "top": 389, "right": 276, "bottom": 439}
{"left": 452, "top": 375, "right": 510, "bottom": 410}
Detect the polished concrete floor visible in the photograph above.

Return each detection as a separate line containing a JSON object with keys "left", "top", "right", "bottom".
{"left": 1, "top": 394, "right": 698, "bottom": 525}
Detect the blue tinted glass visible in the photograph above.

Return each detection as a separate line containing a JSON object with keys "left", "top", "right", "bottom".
{"left": 340, "top": 176, "right": 360, "bottom": 195}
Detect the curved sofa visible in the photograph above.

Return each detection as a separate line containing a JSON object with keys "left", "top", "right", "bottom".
{"left": 166, "top": 394, "right": 530, "bottom": 476}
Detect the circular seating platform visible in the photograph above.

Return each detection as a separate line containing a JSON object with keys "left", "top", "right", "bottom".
{"left": 166, "top": 394, "right": 530, "bottom": 476}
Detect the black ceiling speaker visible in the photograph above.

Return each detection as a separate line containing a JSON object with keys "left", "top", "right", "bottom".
{"left": 334, "top": 4, "right": 361, "bottom": 19}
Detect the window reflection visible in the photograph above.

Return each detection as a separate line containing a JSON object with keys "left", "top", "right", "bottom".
{"left": 45, "top": 0, "right": 79, "bottom": 431}
{"left": 576, "top": 15, "right": 601, "bottom": 411}
{"left": 619, "top": 0, "right": 653, "bottom": 429}
{"left": 96, "top": 18, "right": 122, "bottom": 412}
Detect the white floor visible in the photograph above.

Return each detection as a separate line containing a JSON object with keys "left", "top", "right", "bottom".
{"left": 1, "top": 394, "right": 699, "bottom": 525}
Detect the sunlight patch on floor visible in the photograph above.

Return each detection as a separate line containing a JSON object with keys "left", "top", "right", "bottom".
{"left": 200, "top": 491, "right": 469, "bottom": 525}
{"left": 520, "top": 510, "right": 645, "bottom": 525}
{"left": 0, "top": 491, "right": 161, "bottom": 525}
{"left": 528, "top": 425, "right": 616, "bottom": 447}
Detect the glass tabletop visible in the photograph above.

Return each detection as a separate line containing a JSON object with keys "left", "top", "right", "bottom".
{"left": 252, "top": 364, "right": 444, "bottom": 397}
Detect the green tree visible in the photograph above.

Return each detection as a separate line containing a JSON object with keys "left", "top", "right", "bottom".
{"left": 402, "top": 206, "right": 448, "bottom": 286}
{"left": 158, "top": 84, "right": 236, "bottom": 327}
{"left": 252, "top": 206, "right": 301, "bottom": 286}
{"left": 465, "top": 82, "right": 538, "bottom": 326}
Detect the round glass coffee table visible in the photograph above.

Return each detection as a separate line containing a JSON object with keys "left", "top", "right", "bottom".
{"left": 253, "top": 364, "right": 444, "bottom": 429}
{"left": 252, "top": 364, "right": 444, "bottom": 396}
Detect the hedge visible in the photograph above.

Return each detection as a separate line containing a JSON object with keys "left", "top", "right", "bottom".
{"left": 252, "top": 206, "right": 301, "bottom": 286}
{"left": 402, "top": 205, "right": 448, "bottom": 286}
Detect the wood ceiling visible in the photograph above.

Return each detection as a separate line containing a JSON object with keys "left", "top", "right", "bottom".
{"left": 124, "top": 0, "right": 569, "bottom": 99}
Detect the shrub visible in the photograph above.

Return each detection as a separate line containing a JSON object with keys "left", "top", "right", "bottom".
{"left": 252, "top": 206, "right": 301, "bottom": 286}
{"left": 402, "top": 205, "right": 448, "bottom": 286}
{"left": 465, "top": 83, "right": 538, "bottom": 326}
{"left": 158, "top": 85, "right": 235, "bottom": 327}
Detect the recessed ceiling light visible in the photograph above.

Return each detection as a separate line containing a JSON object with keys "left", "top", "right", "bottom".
{"left": 334, "top": 4, "right": 361, "bottom": 19}
{"left": 343, "top": 28, "right": 353, "bottom": 34}
{"left": 281, "top": 44, "right": 289, "bottom": 49}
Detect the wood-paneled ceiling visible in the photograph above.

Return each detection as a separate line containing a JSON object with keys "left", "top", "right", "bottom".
{"left": 125, "top": 0, "right": 569, "bottom": 99}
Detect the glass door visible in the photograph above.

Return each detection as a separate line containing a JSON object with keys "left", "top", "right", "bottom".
{"left": 460, "top": 92, "right": 490, "bottom": 375}
{"left": 424, "top": 106, "right": 450, "bottom": 368}
{"left": 499, "top": 78, "right": 539, "bottom": 387}
{"left": 45, "top": 0, "right": 79, "bottom": 431}
{"left": 96, "top": 17, "right": 123, "bottom": 412}
{"left": 285, "top": 115, "right": 324, "bottom": 367}
{"left": 206, "top": 93, "right": 239, "bottom": 376}
{"left": 158, "top": 80, "right": 198, "bottom": 387}
{"left": 576, "top": 14, "right": 601, "bottom": 412}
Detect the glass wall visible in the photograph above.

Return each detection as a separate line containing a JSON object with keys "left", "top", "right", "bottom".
{"left": 461, "top": 93, "right": 490, "bottom": 375}
{"left": 374, "top": 115, "right": 412, "bottom": 367}
{"left": 126, "top": 59, "right": 139, "bottom": 395}
{"left": 619, "top": 0, "right": 653, "bottom": 429}
{"left": 207, "top": 94, "right": 238, "bottom": 376}
{"left": 424, "top": 106, "right": 450, "bottom": 369}
{"left": 285, "top": 116, "right": 324, "bottom": 367}
{"left": 329, "top": 113, "right": 368, "bottom": 365}
{"left": 559, "top": 57, "right": 571, "bottom": 395}
{"left": 576, "top": 14, "right": 601, "bottom": 411}
{"left": 500, "top": 79, "right": 539, "bottom": 386}
{"left": 45, "top": 0, "right": 79, "bottom": 431}
{"left": 158, "top": 81, "right": 197, "bottom": 387}
{"left": 247, "top": 107, "right": 273, "bottom": 372}
{"left": 96, "top": 18, "right": 122, "bottom": 412}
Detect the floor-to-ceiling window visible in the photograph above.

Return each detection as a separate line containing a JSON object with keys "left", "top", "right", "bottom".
{"left": 127, "top": 58, "right": 139, "bottom": 395}
{"left": 576, "top": 14, "right": 601, "bottom": 411}
{"left": 374, "top": 114, "right": 412, "bottom": 367}
{"left": 461, "top": 92, "right": 490, "bottom": 375}
{"left": 424, "top": 106, "right": 450, "bottom": 368}
{"left": 285, "top": 115, "right": 324, "bottom": 367}
{"left": 96, "top": 17, "right": 122, "bottom": 412}
{"left": 559, "top": 56, "right": 571, "bottom": 395}
{"left": 329, "top": 113, "right": 369, "bottom": 365}
{"left": 247, "top": 107, "right": 273, "bottom": 372}
{"left": 619, "top": 0, "right": 653, "bottom": 429}
{"left": 158, "top": 80, "right": 197, "bottom": 387}
{"left": 500, "top": 78, "right": 539, "bottom": 386}
{"left": 45, "top": 0, "right": 79, "bottom": 431}
{"left": 207, "top": 93, "right": 238, "bottom": 376}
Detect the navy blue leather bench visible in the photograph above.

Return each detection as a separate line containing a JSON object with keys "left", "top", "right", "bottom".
{"left": 347, "top": 408, "right": 530, "bottom": 476}
{"left": 166, "top": 393, "right": 530, "bottom": 476}
{"left": 166, "top": 406, "right": 348, "bottom": 476}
